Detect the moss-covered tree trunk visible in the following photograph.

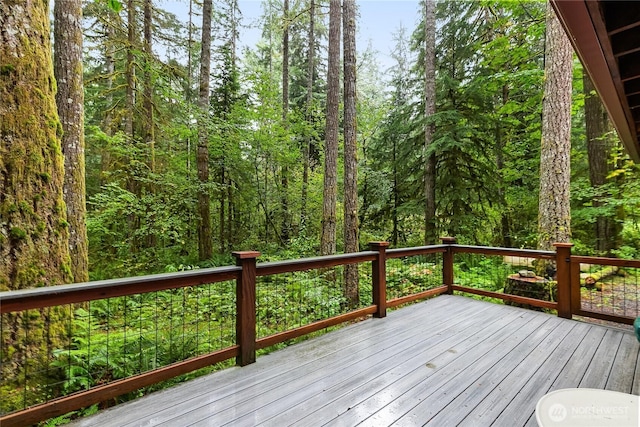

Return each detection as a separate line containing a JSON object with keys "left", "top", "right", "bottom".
{"left": 0, "top": 0, "right": 72, "bottom": 411}
{"left": 54, "top": 0, "right": 88, "bottom": 283}
{"left": 0, "top": 1, "right": 72, "bottom": 290}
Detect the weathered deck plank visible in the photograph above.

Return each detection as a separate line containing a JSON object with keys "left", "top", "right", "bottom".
{"left": 279, "top": 305, "right": 526, "bottom": 427}
{"left": 474, "top": 321, "right": 589, "bottom": 426}
{"left": 69, "top": 295, "right": 640, "bottom": 427}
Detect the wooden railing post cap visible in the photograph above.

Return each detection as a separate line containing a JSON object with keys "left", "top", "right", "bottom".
{"left": 232, "top": 251, "right": 261, "bottom": 260}
{"left": 553, "top": 243, "right": 574, "bottom": 249}
{"left": 369, "top": 241, "right": 389, "bottom": 249}
{"left": 440, "top": 236, "right": 457, "bottom": 244}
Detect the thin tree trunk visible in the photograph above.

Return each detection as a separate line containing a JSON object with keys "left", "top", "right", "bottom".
{"left": 424, "top": 0, "right": 437, "bottom": 244}
{"left": 321, "top": 0, "right": 341, "bottom": 256}
{"left": 187, "top": 0, "right": 194, "bottom": 171}
{"left": 126, "top": 0, "right": 136, "bottom": 143}
{"left": 301, "top": 0, "right": 315, "bottom": 229}
{"left": 343, "top": 0, "right": 359, "bottom": 307}
{"left": 197, "top": 0, "right": 213, "bottom": 260}
{"left": 584, "top": 73, "right": 616, "bottom": 254}
{"left": 537, "top": 5, "right": 573, "bottom": 251}
{"left": 392, "top": 139, "right": 399, "bottom": 246}
{"left": 102, "top": 18, "right": 116, "bottom": 185}
{"left": 220, "top": 167, "right": 226, "bottom": 252}
{"left": 143, "top": 0, "right": 155, "bottom": 173}
{"left": 281, "top": 0, "right": 290, "bottom": 243}
{"left": 497, "top": 84, "right": 512, "bottom": 248}
{"left": 143, "top": 0, "right": 157, "bottom": 249}
{"left": 54, "top": 0, "right": 88, "bottom": 283}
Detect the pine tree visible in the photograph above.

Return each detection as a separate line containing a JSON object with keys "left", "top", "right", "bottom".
{"left": 537, "top": 4, "right": 573, "bottom": 251}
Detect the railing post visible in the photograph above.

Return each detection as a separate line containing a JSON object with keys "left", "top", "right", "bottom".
{"left": 233, "top": 250, "right": 260, "bottom": 366}
{"left": 441, "top": 237, "right": 456, "bottom": 294}
{"left": 370, "top": 241, "right": 389, "bottom": 318}
{"left": 554, "top": 243, "right": 573, "bottom": 319}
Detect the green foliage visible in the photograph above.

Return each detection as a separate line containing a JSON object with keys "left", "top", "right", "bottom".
{"left": 51, "top": 283, "right": 237, "bottom": 405}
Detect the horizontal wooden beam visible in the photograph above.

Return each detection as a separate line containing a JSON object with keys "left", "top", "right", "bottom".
{"left": 451, "top": 285, "right": 558, "bottom": 310}
{"left": 0, "top": 267, "right": 241, "bottom": 314}
{"left": 575, "top": 309, "right": 635, "bottom": 325}
{"left": 256, "top": 252, "right": 377, "bottom": 277}
{"left": 255, "top": 306, "right": 377, "bottom": 350}
{"left": 387, "top": 286, "right": 449, "bottom": 308}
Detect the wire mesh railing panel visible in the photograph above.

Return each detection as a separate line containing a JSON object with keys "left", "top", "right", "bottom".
{"left": 256, "top": 265, "right": 371, "bottom": 340}
{"left": 386, "top": 253, "right": 443, "bottom": 301}
{"left": 0, "top": 280, "right": 236, "bottom": 415}
{"left": 453, "top": 253, "right": 554, "bottom": 305}
{"left": 1, "top": 306, "right": 73, "bottom": 415}
{"left": 578, "top": 262, "right": 640, "bottom": 320}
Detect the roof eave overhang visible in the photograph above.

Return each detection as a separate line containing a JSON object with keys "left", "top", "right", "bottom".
{"left": 551, "top": 0, "right": 640, "bottom": 163}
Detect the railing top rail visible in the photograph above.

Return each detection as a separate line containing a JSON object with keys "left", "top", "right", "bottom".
{"left": 0, "top": 265, "right": 241, "bottom": 314}
{"left": 451, "top": 244, "right": 555, "bottom": 259}
{"left": 571, "top": 255, "right": 640, "bottom": 268}
{"left": 257, "top": 251, "right": 377, "bottom": 276}
{"left": 387, "top": 245, "right": 448, "bottom": 258}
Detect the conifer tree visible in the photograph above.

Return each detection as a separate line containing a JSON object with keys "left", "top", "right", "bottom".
{"left": 343, "top": 0, "right": 359, "bottom": 306}
{"left": 197, "top": 0, "right": 214, "bottom": 260}
{"left": 537, "top": 4, "right": 573, "bottom": 251}
{"left": 321, "top": 0, "right": 341, "bottom": 256}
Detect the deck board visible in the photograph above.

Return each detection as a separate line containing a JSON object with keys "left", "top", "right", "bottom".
{"left": 69, "top": 295, "right": 640, "bottom": 427}
{"left": 274, "top": 306, "right": 523, "bottom": 427}
{"left": 475, "top": 321, "right": 589, "bottom": 426}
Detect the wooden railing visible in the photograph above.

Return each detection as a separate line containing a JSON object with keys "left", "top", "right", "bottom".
{"left": 1, "top": 239, "right": 637, "bottom": 425}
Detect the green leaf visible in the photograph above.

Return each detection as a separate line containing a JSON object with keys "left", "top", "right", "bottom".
{"left": 107, "top": 0, "right": 122, "bottom": 12}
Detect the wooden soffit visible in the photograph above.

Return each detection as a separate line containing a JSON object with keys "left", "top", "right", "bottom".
{"left": 551, "top": 0, "right": 640, "bottom": 162}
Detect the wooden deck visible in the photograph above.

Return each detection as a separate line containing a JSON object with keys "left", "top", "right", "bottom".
{"left": 70, "top": 295, "right": 640, "bottom": 427}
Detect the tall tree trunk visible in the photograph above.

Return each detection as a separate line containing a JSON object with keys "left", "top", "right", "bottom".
{"left": 102, "top": 18, "right": 116, "bottom": 185}
{"left": 392, "top": 139, "right": 399, "bottom": 246}
{"left": 126, "top": 0, "right": 136, "bottom": 144}
{"left": 1, "top": 0, "right": 72, "bottom": 403}
{"left": 219, "top": 167, "right": 226, "bottom": 252}
{"left": 187, "top": 0, "right": 194, "bottom": 172}
{"left": 424, "top": 0, "right": 437, "bottom": 244}
{"left": 143, "top": 0, "right": 157, "bottom": 249}
{"left": 281, "top": 0, "right": 290, "bottom": 243}
{"left": 143, "top": 0, "right": 155, "bottom": 173}
{"left": 0, "top": 0, "right": 72, "bottom": 288}
{"left": 197, "top": 0, "right": 213, "bottom": 260}
{"left": 301, "top": 0, "right": 315, "bottom": 230}
{"left": 584, "top": 73, "right": 616, "bottom": 254}
{"left": 321, "top": 0, "right": 341, "bottom": 256}
{"left": 537, "top": 5, "right": 573, "bottom": 251}
{"left": 497, "top": 84, "right": 512, "bottom": 248}
{"left": 54, "top": 0, "right": 88, "bottom": 283}
{"left": 343, "top": 0, "right": 359, "bottom": 307}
